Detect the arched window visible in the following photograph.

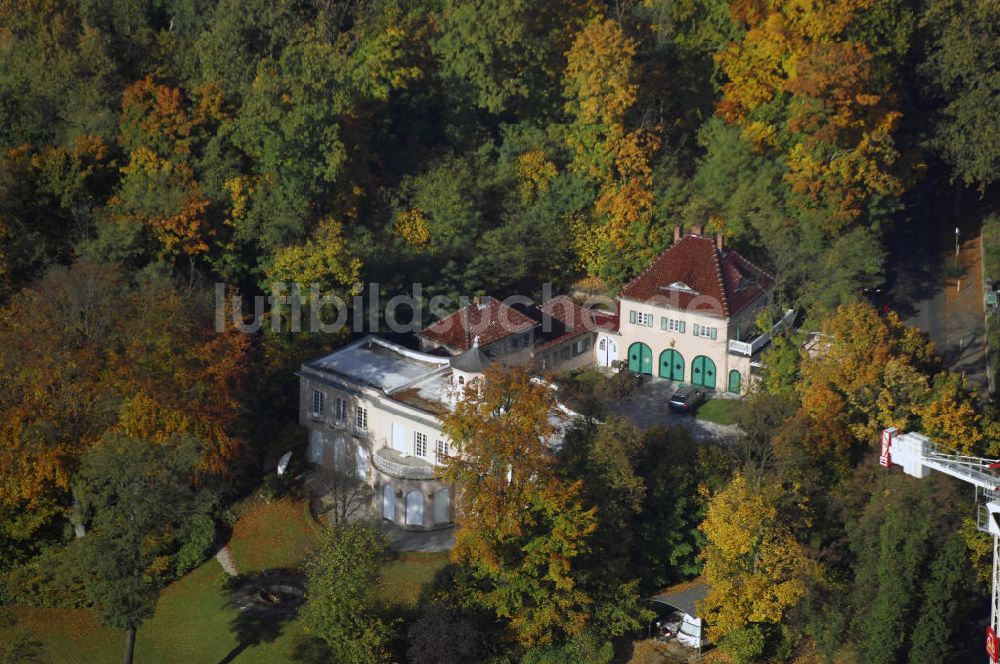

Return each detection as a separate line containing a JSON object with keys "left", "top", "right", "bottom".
{"left": 433, "top": 488, "right": 451, "bottom": 524}
{"left": 405, "top": 490, "right": 424, "bottom": 526}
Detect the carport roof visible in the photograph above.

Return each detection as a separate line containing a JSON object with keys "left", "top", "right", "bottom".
{"left": 650, "top": 578, "right": 709, "bottom": 617}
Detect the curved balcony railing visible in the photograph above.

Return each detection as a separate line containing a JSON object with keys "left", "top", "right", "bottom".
{"left": 372, "top": 447, "right": 436, "bottom": 480}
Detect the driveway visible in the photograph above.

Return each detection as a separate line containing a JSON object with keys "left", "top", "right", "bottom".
{"left": 885, "top": 185, "right": 988, "bottom": 390}
{"left": 611, "top": 377, "right": 740, "bottom": 442}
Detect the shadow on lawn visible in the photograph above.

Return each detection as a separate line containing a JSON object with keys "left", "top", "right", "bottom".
{"left": 217, "top": 608, "right": 293, "bottom": 664}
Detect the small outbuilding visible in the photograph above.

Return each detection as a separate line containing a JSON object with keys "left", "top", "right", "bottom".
{"left": 648, "top": 578, "right": 709, "bottom": 651}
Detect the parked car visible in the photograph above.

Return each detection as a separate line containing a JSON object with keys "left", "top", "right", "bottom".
{"left": 668, "top": 386, "right": 706, "bottom": 413}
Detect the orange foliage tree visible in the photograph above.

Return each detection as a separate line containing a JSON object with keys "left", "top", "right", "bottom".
{"left": 716, "top": 0, "right": 905, "bottom": 227}
{"left": 442, "top": 366, "right": 597, "bottom": 647}
{"left": 0, "top": 261, "right": 248, "bottom": 513}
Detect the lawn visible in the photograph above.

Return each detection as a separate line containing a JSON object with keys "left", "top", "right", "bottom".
{"left": 4, "top": 559, "right": 308, "bottom": 664}
{"left": 228, "top": 495, "right": 320, "bottom": 572}
{"left": 375, "top": 551, "right": 451, "bottom": 614}
{"left": 2, "top": 496, "right": 450, "bottom": 663}
{"left": 695, "top": 398, "right": 741, "bottom": 425}
{"left": 2, "top": 496, "right": 319, "bottom": 664}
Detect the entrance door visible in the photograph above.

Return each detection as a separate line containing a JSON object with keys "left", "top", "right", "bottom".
{"left": 659, "top": 349, "right": 684, "bottom": 381}
{"left": 382, "top": 485, "right": 395, "bottom": 520}
{"left": 728, "top": 370, "right": 742, "bottom": 394}
{"left": 405, "top": 490, "right": 424, "bottom": 526}
{"left": 627, "top": 342, "right": 653, "bottom": 375}
{"left": 691, "top": 356, "right": 717, "bottom": 390}
{"left": 597, "top": 337, "right": 619, "bottom": 367}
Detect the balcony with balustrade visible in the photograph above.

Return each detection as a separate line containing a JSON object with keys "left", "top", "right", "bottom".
{"left": 727, "top": 309, "right": 796, "bottom": 357}
{"left": 372, "top": 446, "right": 436, "bottom": 480}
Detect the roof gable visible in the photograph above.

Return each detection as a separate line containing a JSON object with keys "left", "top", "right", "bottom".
{"left": 618, "top": 235, "right": 773, "bottom": 318}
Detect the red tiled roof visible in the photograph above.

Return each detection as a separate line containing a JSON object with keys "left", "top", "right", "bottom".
{"left": 618, "top": 234, "right": 773, "bottom": 318}
{"left": 531, "top": 296, "right": 594, "bottom": 352}
{"left": 591, "top": 308, "right": 619, "bottom": 334}
{"left": 418, "top": 297, "right": 538, "bottom": 351}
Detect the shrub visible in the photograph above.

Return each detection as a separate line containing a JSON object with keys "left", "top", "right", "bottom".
{"left": 175, "top": 514, "right": 216, "bottom": 575}
{"left": 721, "top": 625, "right": 767, "bottom": 663}
{"left": 258, "top": 472, "right": 286, "bottom": 504}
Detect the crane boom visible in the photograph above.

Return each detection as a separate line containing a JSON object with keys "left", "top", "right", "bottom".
{"left": 880, "top": 427, "right": 1000, "bottom": 663}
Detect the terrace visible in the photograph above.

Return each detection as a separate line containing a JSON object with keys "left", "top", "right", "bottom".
{"left": 727, "top": 309, "right": 796, "bottom": 357}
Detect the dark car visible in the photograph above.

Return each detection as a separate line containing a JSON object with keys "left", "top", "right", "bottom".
{"left": 668, "top": 386, "right": 706, "bottom": 413}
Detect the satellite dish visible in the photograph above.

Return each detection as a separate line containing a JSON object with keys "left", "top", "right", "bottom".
{"left": 277, "top": 451, "right": 293, "bottom": 476}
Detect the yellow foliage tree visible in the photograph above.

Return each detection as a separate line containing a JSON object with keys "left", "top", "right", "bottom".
{"left": 563, "top": 16, "right": 663, "bottom": 281}
{"left": 699, "top": 474, "right": 820, "bottom": 642}
{"left": 268, "top": 217, "right": 363, "bottom": 292}
{"left": 394, "top": 207, "right": 431, "bottom": 249}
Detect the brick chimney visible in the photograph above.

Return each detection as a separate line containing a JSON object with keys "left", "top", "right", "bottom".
{"left": 691, "top": 223, "right": 704, "bottom": 236}
{"left": 673, "top": 225, "right": 682, "bottom": 244}
{"left": 716, "top": 233, "right": 724, "bottom": 251}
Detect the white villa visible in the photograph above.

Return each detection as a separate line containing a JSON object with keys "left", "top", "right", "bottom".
{"left": 298, "top": 226, "right": 791, "bottom": 529}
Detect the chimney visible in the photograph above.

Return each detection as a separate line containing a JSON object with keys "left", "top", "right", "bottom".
{"left": 692, "top": 223, "right": 704, "bottom": 236}
{"left": 716, "top": 233, "right": 724, "bottom": 251}
{"left": 464, "top": 307, "right": 472, "bottom": 350}
{"left": 673, "top": 225, "right": 682, "bottom": 244}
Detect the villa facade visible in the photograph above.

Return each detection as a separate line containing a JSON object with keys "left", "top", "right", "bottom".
{"left": 597, "top": 227, "right": 790, "bottom": 394}
{"left": 298, "top": 336, "right": 462, "bottom": 530}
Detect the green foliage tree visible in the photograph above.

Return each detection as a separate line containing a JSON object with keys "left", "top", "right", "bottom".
{"left": 920, "top": 0, "right": 1000, "bottom": 189}
{"left": 299, "top": 524, "right": 391, "bottom": 664}
{"left": 846, "top": 474, "right": 973, "bottom": 664}
{"left": 71, "top": 434, "right": 214, "bottom": 664}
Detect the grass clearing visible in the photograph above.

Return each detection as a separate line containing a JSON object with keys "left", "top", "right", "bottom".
{"left": 695, "top": 398, "right": 742, "bottom": 425}
{"left": 3, "top": 559, "right": 307, "bottom": 664}
{"left": 228, "top": 495, "right": 319, "bottom": 573}
{"left": 376, "top": 551, "right": 450, "bottom": 614}
{"left": 2, "top": 496, "right": 320, "bottom": 664}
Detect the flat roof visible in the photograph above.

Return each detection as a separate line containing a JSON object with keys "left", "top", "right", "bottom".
{"left": 650, "top": 578, "right": 708, "bottom": 617}
{"left": 306, "top": 336, "right": 450, "bottom": 393}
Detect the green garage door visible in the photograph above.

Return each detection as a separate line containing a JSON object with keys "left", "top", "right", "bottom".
{"left": 691, "top": 355, "right": 717, "bottom": 390}
{"left": 659, "top": 349, "right": 684, "bottom": 382}
{"left": 628, "top": 342, "right": 653, "bottom": 375}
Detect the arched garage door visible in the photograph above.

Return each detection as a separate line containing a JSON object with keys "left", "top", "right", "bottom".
{"left": 691, "top": 355, "right": 717, "bottom": 390}
{"left": 406, "top": 490, "right": 424, "bottom": 527}
{"left": 659, "top": 349, "right": 684, "bottom": 382}
{"left": 628, "top": 342, "right": 653, "bottom": 375}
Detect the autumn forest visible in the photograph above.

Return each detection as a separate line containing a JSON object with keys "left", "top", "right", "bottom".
{"left": 1, "top": 0, "right": 999, "bottom": 662}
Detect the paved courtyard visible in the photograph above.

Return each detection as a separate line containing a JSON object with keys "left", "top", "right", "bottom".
{"left": 610, "top": 376, "right": 740, "bottom": 442}
{"left": 382, "top": 523, "right": 455, "bottom": 552}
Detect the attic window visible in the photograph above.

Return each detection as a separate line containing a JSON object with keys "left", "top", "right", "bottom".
{"left": 661, "top": 281, "right": 699, "bottom": 294}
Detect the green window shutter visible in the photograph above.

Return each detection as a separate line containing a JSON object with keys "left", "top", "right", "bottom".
{"left": 679, "top": 321, "right": 686, "bottom": 333}
{"left": 693, "top": 323, "right": 700, "bottom": 336}
{"left": 711, "top": 327, "right": 718, "bottom": 340}
{"left": 661, "top": 317, "right": 667, "bottom": 330}
{"left": 629, "top": 310, "right": 636, "bottom": 324}
{"left": 648, "top": 316, "right": 654, "bottom": 327}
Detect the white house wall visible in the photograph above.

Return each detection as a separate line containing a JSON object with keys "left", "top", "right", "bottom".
{"left": 616, "top": 297, "right": 747, "bottom": 391}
